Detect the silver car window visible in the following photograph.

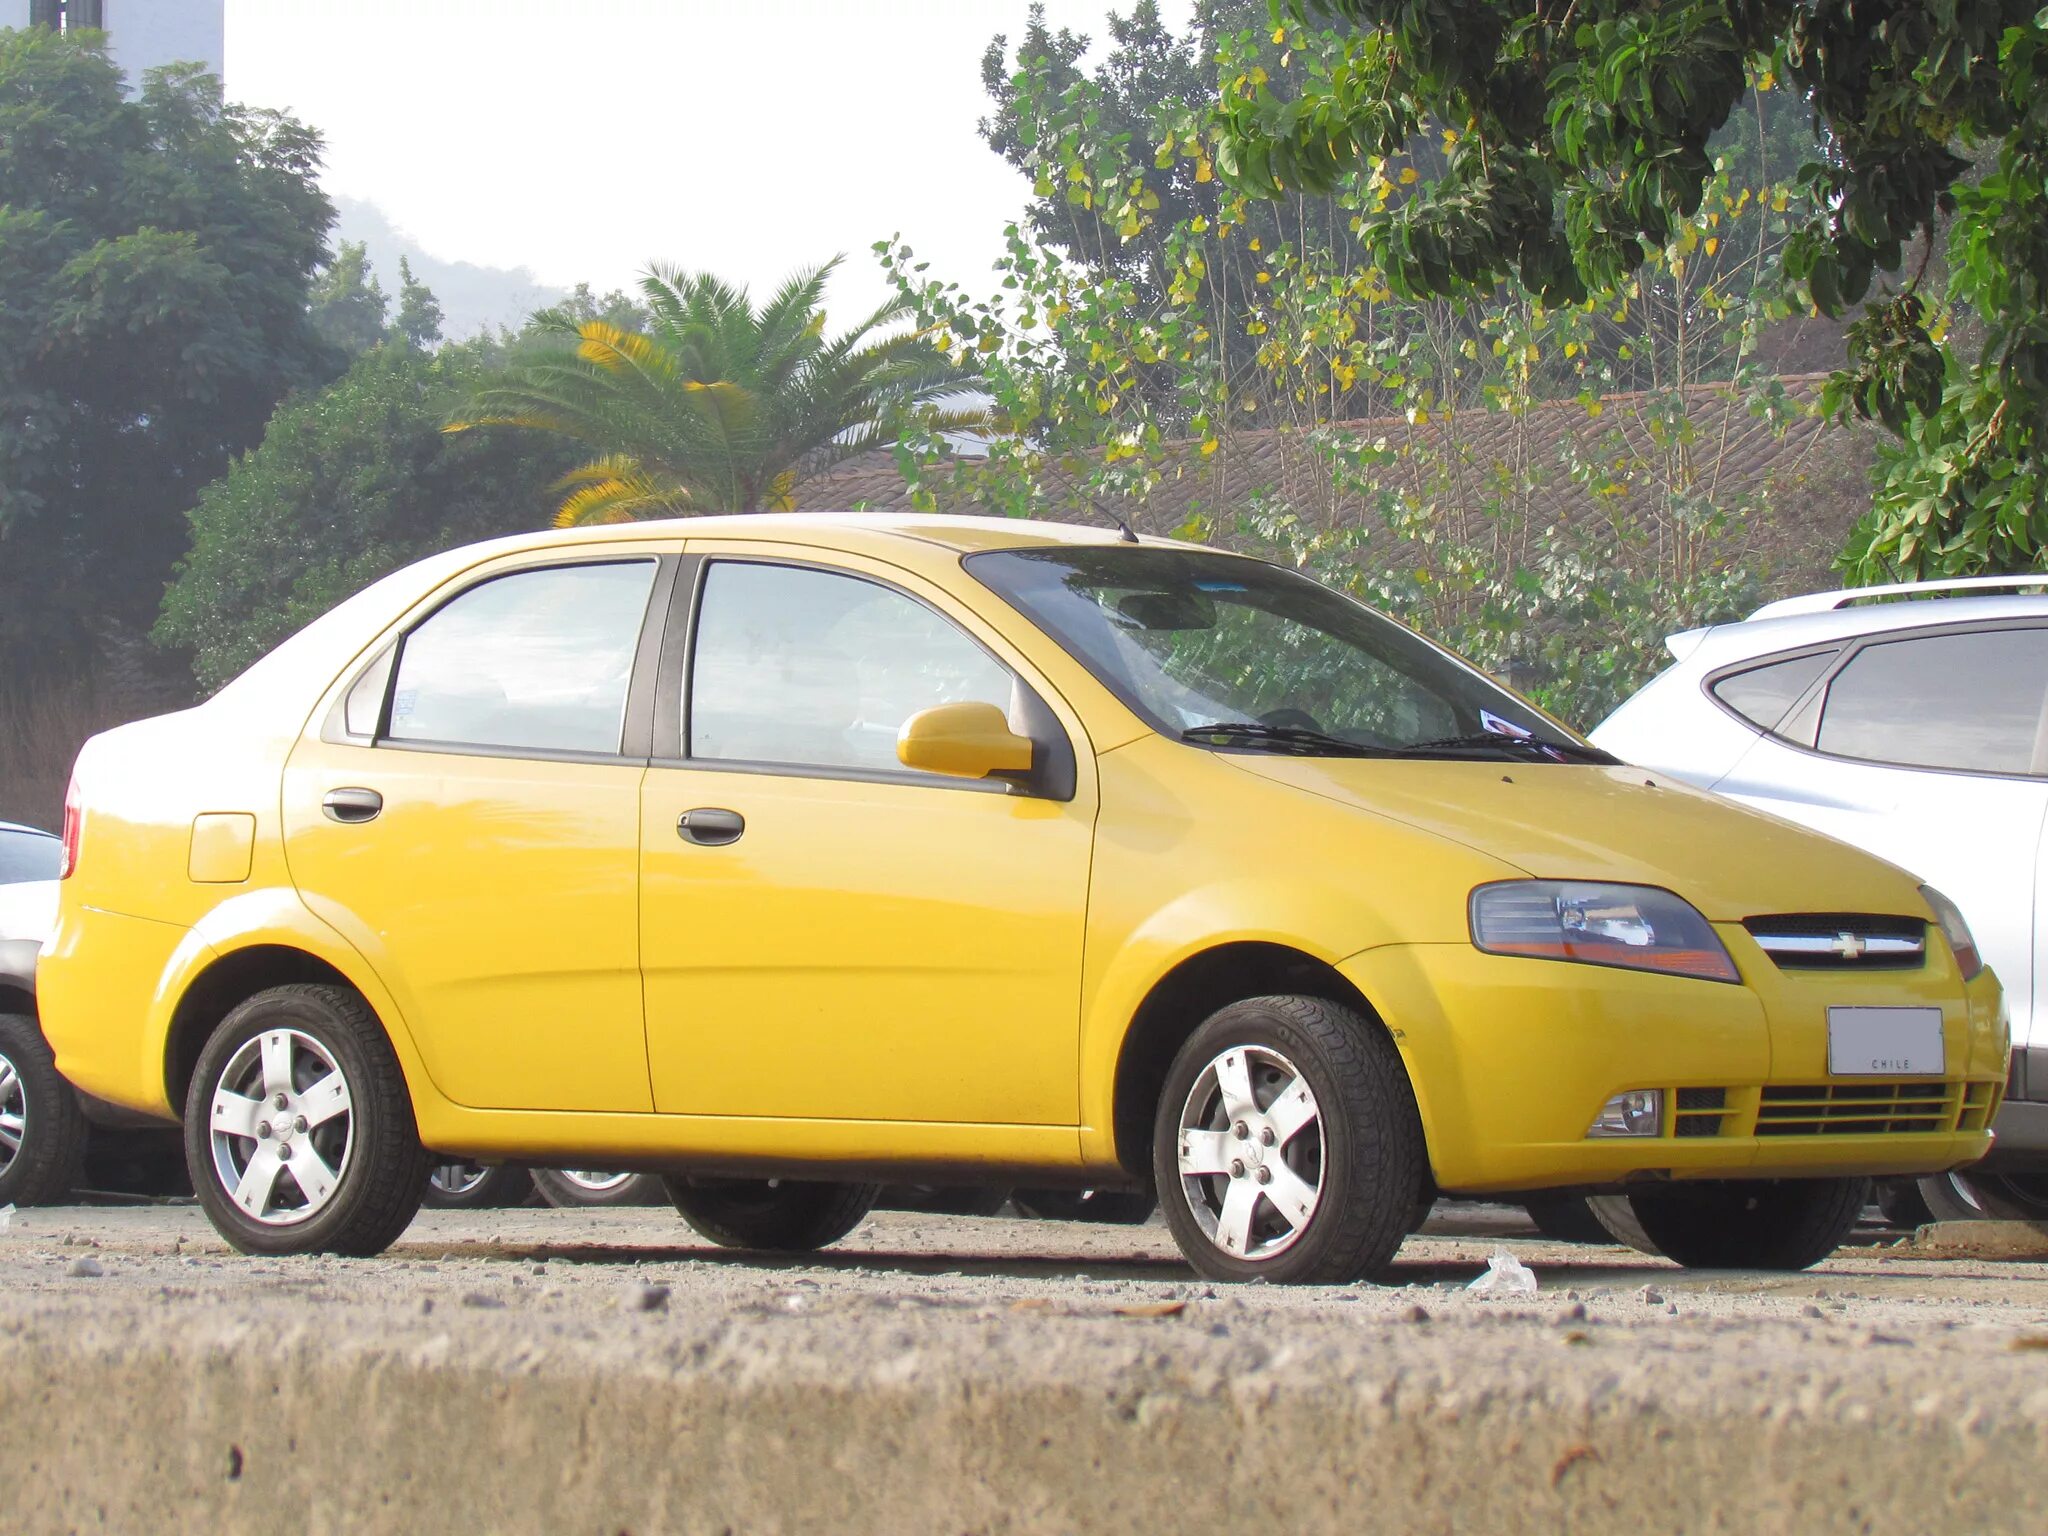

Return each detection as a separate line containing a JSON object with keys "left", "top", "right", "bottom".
{"left": 1817, "top": 627, "right": 2048, "bottom": 776}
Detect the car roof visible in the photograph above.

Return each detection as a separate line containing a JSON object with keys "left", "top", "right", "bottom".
{"left": 1669, "top": 586, "right": 2048, "bottom": 669}
{"left": 487, "top": 511, "right": 1193, "bottom": 557}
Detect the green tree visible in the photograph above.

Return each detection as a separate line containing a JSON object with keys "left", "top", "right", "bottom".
{"left": 156, "top": 341, "right": 576, "bottom": 690}
{"left": 453, "top": 257, "right": 982, "bottom": 522}
{"left": 307, "top": 239, "right": 389, "bottom": 357}
{"left": 1212, "top": 1, "right": 2048, "bottom": 579}
{"left": 0, "top": 28, "right": 336, "bottom": 658}
{"left": 393, "top": 256, "right": 444, "bottom": 350}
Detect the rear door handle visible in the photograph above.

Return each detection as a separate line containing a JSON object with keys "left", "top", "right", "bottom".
{"left": 322, "top": 787, "right": 384, "bottom": 824}
{"left": 677, "top": 807, "right": 745, "bottom": 846}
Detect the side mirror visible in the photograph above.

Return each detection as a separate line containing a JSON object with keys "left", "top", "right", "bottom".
{"left": 897, "top": 701, "right": 1034, "bottom": 781}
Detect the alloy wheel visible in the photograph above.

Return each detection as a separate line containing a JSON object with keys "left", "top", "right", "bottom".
{"left": 1175, "top": 1044, "right": 1325, "bottom": 1260}
{"left": 557, "top": 1169, "right": 635, "bottom": 1193}
{"left": 429, "top": 1162, "right": 492, "bottom": 1199}
{"left": 0, "top": 1048, "right": 25, "bottom": 1178}
{"left": 207, "top": 1027, "right": 354, "bottom": 1226}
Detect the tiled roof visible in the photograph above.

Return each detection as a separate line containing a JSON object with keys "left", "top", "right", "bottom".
{"left": 792, "top": 375, "right": 1873, "bottom": 588}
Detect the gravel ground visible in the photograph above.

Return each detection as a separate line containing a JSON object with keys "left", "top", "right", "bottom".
{"left": 5, "top": 1199, "right": 2048, "bottom": 1534}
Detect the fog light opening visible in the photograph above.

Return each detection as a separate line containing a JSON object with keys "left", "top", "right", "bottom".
{"left": 1587, "top": 1089, "right": 1663, "bottom": 1139}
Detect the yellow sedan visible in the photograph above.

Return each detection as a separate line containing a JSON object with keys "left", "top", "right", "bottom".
{"left": 38, "top": 515, "right": 2007, "bottom": 1281}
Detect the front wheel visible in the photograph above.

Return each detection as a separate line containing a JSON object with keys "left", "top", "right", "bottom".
{"left": 1011, "top": 1187, "right": 1156, "bottom": 1224}
{"left": 1917, "top": 1169, "right": 2048, "bottom": 1223}
{"left": 664, "top": 1176, "right": 880, "bottom": 1251}
{"left": 423, "top": 1161, "right": 534, "bottom": 1210}
{"left": 1152, "top": 995, "right": 1424, "bottom": 1285}
{"left": 183, "top": 985, "right": 427, "bottom": 1257}
{"left": 530, "top": 1168, "right": 665, "bottom": 1208}
{"left": 1614, "top": 1178, "right": 1869, "bottom": 1270}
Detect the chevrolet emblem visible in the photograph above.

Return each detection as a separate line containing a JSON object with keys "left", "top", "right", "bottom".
{"left": 1832, "top": 931, "right": 1868, "bottom": 960}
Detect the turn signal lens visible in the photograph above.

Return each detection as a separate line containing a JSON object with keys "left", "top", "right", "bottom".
{"left": 1470, "top": 881, "right": 1740, "bottom": 984}
{"left": 1919, "top": 885, "right": 1983, "bottom": 980}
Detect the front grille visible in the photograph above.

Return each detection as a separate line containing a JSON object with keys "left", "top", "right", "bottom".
{"left": 1673, "top": 1087, "right": 1727, "bottom": 1137}
{"left": 1755, "top": 1081, "right": 1956, "bottom": 1135}
{"left": 1957, "top": 1080, "right": 1999, "bottom": 1132}
{"left": 1744, "top": 914, "right": 1926, "bottom": 970}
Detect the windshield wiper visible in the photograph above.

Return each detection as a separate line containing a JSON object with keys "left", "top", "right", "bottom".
{"left": 1179, "top": 722, "right": 1389, "bottom": 757}
{"left": 1390, "top": 732, "right": 1617, "bottom": 764}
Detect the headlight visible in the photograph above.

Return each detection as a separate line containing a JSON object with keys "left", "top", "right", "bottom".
{"left": 1919, "top": 884, "right": 1983, "bottom": 980}
{"left": 1469, "top": 880, "right": 1740, "bottom": 983}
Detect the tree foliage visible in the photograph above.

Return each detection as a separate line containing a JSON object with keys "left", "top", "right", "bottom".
{"left": 156, "top": 341, "right": 575, "bottom": 690}
{"left": 1212, "top": 0, "right": 2048, "bottom": 578}
{"left": 0, "top": 27, "right": 337, "bottom": 657}
{"left": 452, "top": 258, "right": 984, "bottom": 522}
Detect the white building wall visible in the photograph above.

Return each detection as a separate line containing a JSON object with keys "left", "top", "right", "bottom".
{"left": 0, "top": 2, "right": 33, "bottom": 31}
{"left": 103, "top": 0, "right": 224, "bottom": 87}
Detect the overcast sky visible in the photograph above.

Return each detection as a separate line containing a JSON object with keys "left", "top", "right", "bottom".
{"left": 226, "top": 0, "right": 1194, "bottom": 322}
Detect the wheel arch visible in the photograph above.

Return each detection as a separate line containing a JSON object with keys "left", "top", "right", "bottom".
{"left": 162, "top": 945, "right": 358, "bottom": 1113}
{"left": 1107, "top": 940, "right": 1414, "bottom": 1180}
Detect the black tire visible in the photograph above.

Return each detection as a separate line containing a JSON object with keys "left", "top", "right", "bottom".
{"left": 1613, "top": 1178, "right": 1870, "bottom": 1270}
{"left": 1524, "top": 1194, "right": 1613, "bottom": 1245}
{"left": 1585, "top": 1194, "right": 1659, "bottom": 1254}
{"left": 1917, "top": 1169, "right": 2048, "bottom": 1222}
{"left": 883, "top": 1184, "right": 1014, "bottom": 1217}
{"left": 183, "top": 984, "right": 428, "bottom": 1257}
{"left": 1011, "top": 1187, "right": 1156, "bottom": 1224}
{"left": 1152, "top": 994, "right": 1425, "bottom": 1285}
{"left": 530, "top": 1168, "right": 665, "bottom": 1208}
{"left": 422, "top": 1161, "right": 534, "bottom": 1210}
{"left": 1876, "top": 1178, "right": 1937, "bottom": 1230}
{"left": 663, "top": 1176, "right": 881, "bottom": 1251}
{"left": 0, "top": 1012, "right": 90, "bottom": 1207}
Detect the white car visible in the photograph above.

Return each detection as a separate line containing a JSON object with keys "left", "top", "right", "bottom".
{"left": 1593, "top": 575, "right": 2047, "bottom": 1220}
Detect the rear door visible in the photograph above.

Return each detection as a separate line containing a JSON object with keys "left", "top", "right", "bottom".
{"left": 1713, "top": 622, "right": 2048, "bottom": 1049}
{"left": 283, "top": 549, "right": 677, "bottom": 1112}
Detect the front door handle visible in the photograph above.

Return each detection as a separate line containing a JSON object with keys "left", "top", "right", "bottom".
{"left": 677, "top": 807, "right": 745, "bottom": 846}
{"left": 322, "top": 787, "right": 384, "bottom": 824}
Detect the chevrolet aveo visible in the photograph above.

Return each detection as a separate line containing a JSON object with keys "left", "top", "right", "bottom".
{"left": 40, "top": 516, "right": 2008, "bottom": 1282}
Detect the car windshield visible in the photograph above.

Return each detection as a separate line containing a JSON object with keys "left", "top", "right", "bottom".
{"left": 966, "top": 546, "right": 1600, "bottom": 761}
{"left": 0, "top": 828, "right": 61, "bottom": 885}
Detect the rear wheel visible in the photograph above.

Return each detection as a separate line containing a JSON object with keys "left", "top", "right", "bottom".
{"left": 884, "top": 1185, "right": 1014, "bottom": 1217}
{"left": 423, "top": 1161, "right": 534, "bottom": 1210}
{"left": 530, "top": 1168, "right": 664, "bottom": 1208}
{"left": 1153, "top": 995, "right": 1423, "bottom": 1285}
{"left": 183, "top": 985, "right": 427, "bottom": 1256}
{"left": 0, "top": 1013, "right": 89, "bottom": 1208}
{"left": 1875, "top": 1178, "right": 1936, "bottom": 1230}
{"left": 1917, "top": 1169, "right": 2048, "bottom": 1223}
{"left": 664, "top": 1176, "right": 880, "bottom": 1251}
{"left": 1611, "top": 1178, "right": 1869, "bottom": 1270}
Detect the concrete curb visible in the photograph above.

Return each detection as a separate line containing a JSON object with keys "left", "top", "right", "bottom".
{"left": 7, "top": 1320, "right": 2048, "bottom": 1536}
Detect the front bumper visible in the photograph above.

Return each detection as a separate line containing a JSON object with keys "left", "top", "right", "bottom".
{"left": 1342, "top": 926, "right": 2007, "bottom": 1195}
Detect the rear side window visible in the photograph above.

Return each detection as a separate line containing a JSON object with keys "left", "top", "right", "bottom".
{"left": 1709, "top": 650, "right": 1837, "bottom": 736}
{"left": 1817, "top": 628, "right": 2048, "bottom": 776}
{"left": 385, "top": 561, "right": 657, "bottom": 756}
{"left": 0, "top": 829, "right": 61, "bottom": 885}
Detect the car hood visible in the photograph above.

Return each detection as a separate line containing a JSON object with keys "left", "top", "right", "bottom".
{"left": 1226, "top": 757, "right": 1926, "bottom": 922}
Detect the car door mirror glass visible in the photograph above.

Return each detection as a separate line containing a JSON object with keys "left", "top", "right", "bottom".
{"left": 896, "top": 701, "right": 1035, "bottom": 780}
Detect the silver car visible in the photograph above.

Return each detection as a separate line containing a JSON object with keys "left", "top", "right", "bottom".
{"left": 1593, "top": 576, "right": 2048, "bottom": 1221}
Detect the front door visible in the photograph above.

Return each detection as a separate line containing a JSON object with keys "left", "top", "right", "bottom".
{"left": 638, "top": 552, "right": 1095, "bottom": 1125}
{"left": 284, "top": 554, "right": 670, "bottom": 1112}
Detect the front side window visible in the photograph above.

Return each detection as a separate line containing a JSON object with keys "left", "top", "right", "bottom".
{"left": 385, "top": 561, "right": 656, "bottom": 755}
{"left": 967, "top": 546, "right": 1592, "bottom": 761}
{"left": 689, "top": 561, "right": 1016, "bottom": 772}
{"left": 1816, "top": 627, "right": 2048, "bottom": 776}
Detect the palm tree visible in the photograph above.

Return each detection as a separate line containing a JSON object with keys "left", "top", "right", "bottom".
{"left": 449, "top": 257, "right": 982, "bottom": 525}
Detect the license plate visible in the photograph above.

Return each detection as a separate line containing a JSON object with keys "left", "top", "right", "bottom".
{"left": 1827, "top": 1007, "right": 1944, "bottom": 1076}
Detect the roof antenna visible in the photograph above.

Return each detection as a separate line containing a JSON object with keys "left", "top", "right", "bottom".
{"left": 1098, "top": 504, "right": 1141, "bottom": 544}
